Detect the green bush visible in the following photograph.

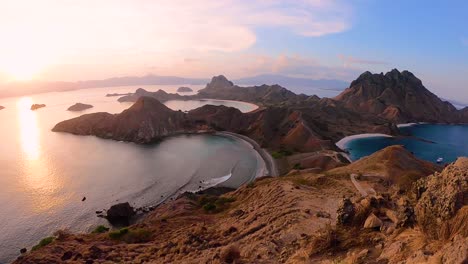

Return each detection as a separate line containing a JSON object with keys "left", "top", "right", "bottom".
{"left": 92, "top": 225, "right": 110, "bottom": 234}
{"left": 109, "top": 228, "right": 152, "bottom": 243}
{"left": 293, "top": 163, "right": 303, "bottom": 170}
{"left": 271, "top": 149, "right": 293, "bottom": 159}
{"left": 31, "top": 237, "right": 54, "bottom": 251}
{"left": 109, "top": 228, "right": 129, "bottom": 240}
{"left": 203, "top": 203, "right": 217, "bottom": 212}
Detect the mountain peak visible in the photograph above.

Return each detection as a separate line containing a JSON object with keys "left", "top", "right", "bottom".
{"left": 335, "top": 69, "right": 462, "bottom": 123}
{"left": 128, "top": 96, "right": 173, "bottom": 113}
{"left": 206, "top": 75, "right": 234, "bottom": 89}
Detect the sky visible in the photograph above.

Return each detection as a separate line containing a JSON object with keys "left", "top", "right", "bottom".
{"left": 0, "top": 0, "right": 467, "bottom": 101}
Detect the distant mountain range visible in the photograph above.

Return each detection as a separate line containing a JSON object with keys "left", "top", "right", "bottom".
{"left": 0, "top": 74, "right": 348, "bottom": 98}
{"left": 234, "top": 74, "right": 349, "bottom": 91}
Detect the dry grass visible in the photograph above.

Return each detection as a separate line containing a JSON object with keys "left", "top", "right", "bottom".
{"left": 309, "top": 224, "right": 377, "bottom": 257}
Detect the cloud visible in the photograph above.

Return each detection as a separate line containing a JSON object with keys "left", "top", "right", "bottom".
{"left": 0, "top": 0, "right": 353, "bottom": 80}
{"left": 338, "top": 54, "right": 388, "bottom": 67}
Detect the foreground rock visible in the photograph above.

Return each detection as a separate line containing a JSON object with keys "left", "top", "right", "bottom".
{"left": 30, "top": 104, "right": 46, "bottom": 110}
{"left": 106, "top": 202, "right": 136, "bottom": 226}
{"left": 14, "top": 149, "right": 467, "bottom": 263}
{"left": 177, "top": 86, "right": 193, "bottom": 92}
{"left": 67, "top": 103, "right": 93, "bottom": 111}
{"left": 415, "top": 157, "right": 468, "bottom": 239}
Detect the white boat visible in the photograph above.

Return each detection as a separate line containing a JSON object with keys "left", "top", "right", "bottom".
{"left": 436, "top": 157, "right": 443, "bottom": 163}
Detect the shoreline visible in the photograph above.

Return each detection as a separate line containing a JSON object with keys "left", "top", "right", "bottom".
{"left": 335, "top": 133, "right": 393, "bottom": 150}
{"left": 197, "top": 98, "right": 260, "bottom": 112}
{"left": 217, "top": 131, "right": 279, "bottom": 177}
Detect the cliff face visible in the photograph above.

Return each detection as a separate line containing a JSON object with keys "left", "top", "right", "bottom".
{"left": 335, "top": 69, "right": 464, "bottom": 123}
{"left": 53, "top": 97, "right": 197, "bottom": 143}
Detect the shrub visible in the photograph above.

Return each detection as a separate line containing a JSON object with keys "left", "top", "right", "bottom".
{"left": 293, "top": 163, "right": 303, "bottom": 170}
{"left": 109, "top": 228, "right": 152, "bottom": 243}
{"left": 31, "top": 237, "right": 54, "bottom": 251}
{"left": 92, "top": 225, "right": 110, "bottom": 234}
{"left": 203, "top": 203, "right": 217, "bottom": 212}
{"left": 271, "top": 149, "right": 293, "bottom": 159}
{"left": 109, "top": 228, "right": 129, "bottom": 240}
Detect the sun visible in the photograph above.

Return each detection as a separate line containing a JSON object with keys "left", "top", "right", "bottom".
{"left": 0, "top": 52, "right": 47, "bottom": 81}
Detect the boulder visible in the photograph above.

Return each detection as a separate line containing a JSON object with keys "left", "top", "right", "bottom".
{"left": 337, "top": 198, "right": 355, "bottom": 225}
{"left": 363, "top": 213, "right": 383, "bottom": 229}
{"left": 106, "top": 202, "right": 135, "bottom": 226}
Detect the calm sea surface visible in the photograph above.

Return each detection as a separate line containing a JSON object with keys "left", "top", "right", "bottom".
{"left": 0, "top": 85, "right": 259, "bottom": 263}
{"left": 345, "top": 124, "right": 468, "bottom": 163}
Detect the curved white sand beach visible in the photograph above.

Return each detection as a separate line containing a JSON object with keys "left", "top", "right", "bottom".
{"left": 335, "top": 133, "right": 393, "bottom": 150}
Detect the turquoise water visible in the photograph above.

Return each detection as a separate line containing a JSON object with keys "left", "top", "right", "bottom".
{"left": 345, "top": 124, "right": 468, "bottom": 163}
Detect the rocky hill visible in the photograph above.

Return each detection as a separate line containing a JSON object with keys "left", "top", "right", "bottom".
{"left": 14, "top": 148, "right": 467, "bottom": 263}
{"left": 334, "top": 69, "right": 465, "bottom": 123}
{"left": 118, "top": 88, "right": 186, "bottom": 103}
{"left": 196, "top": 75, "right": 309, "bottom": 105}
{"left": 53, "top": 97, "right": 198, "bottom": 143}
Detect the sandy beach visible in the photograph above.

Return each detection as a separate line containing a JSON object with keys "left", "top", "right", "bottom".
{"left": 217, "top": 131, "right": 279, "bottom": 178}
{"left": 335, "top": 133, "right": 393, "bottom": 150}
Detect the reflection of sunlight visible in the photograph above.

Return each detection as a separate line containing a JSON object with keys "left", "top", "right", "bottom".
{"left": 16, "top": 97, "right": 65, "bottom": 212}
{"left": 17, "top": 97, "right": 40, "bottom": 160}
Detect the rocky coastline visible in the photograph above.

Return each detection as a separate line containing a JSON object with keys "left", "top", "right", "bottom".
{"left": 17, "top": 69, "right": 467, "bottom": 263}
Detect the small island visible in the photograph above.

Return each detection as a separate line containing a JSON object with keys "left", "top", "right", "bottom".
{"left": 0, "top": 105, "right": 4, "bottom": 110}
{"left": 30, "top": 104, "right": 46, "bottom": 110}
{"left": 106, "top": 92, "right": 132, "bottom": 97}
{"left": 177, "top": 86, "right": 193, "bottom": 93}
{"left": 67, "top": 103, "right": 94, "bottom": 111}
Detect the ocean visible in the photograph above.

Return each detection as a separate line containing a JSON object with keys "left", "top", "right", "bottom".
{"left": 0, "top": 85, "right": 259, "bottom": 263}
{"left": 345, "top": 124, "right": 468, "bottom": 163}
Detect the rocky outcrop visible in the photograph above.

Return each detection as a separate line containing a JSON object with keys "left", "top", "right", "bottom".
{"left": 31, "top": 104, "right": 46, "bottom": 110}
{"left": 67, "top": 103, "right": 93, "bottom": 111}
{"left": 53, "top": 97, "right": 199, "bottom": 143}
{"left": 106, "top": 202, "right": 136, "bottom": 226}
{"left": 415, "top": 157, "right": 468, "bottom": 239}
{"left": 335, "top": 69, "right": 466, "bottom": 123}
{"left": 177, "top": 86, "right": 193, "bottom": 93}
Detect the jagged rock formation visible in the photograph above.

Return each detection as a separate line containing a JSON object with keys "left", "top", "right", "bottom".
{"left": 53, "top": 97, "right": 198, "bottom": 143}
{"left": 30, "top": 104, "right": 46, "bottom": 110}
{"left": 177, "top": 86, "right": 193, "bottom": 93}
{"left": 415, "top": 157, "right": 468, "bottom": 239}
{"left": 67, "top": 103, "right": 93, "bottom": 111}
{"left": 335, "top": 69, "right": 466, "bottom": 123}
